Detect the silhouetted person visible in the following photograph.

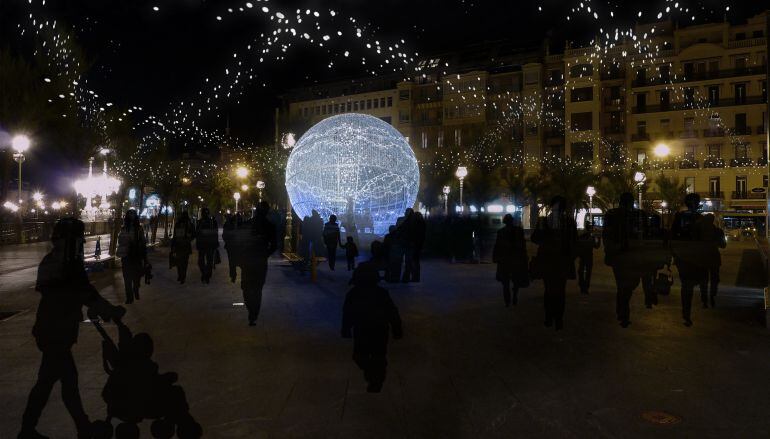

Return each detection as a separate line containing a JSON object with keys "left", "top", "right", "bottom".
{"left": 196, "top": 207, "right": 219, "bottom": 284}
{"left": 239, "top": 202, "right": 277, "bottom": 326}
{"left": 671, "top": 193, "right": 704, "bottom": 326}
{"left": 19, "top": 218, "right": 125, "bottom": 439}
{"left": 222, "top": 213, "right": 244, "bottom": 283}
{"left": 398, "top": 208, "right": 416, "bottom": 282}
{"left": 411, "top": 212, "right": 426, "bottom": 282}
{"left": 603, "top": 193, "right": 661, "bottom": 327}
{"left": 171, "top": 211, "right": 195, "bottom": 284}
{"left": 493, "top": 213, "right": 528, "bottom": 307}
{"left": 323, "top": 214, "right": 342, "bottom": 270}
{"left": 576, "top": 223, "right": 600, "bottom": 295}
{"left": 695, "top": 213, "right": 726, "bottom": 308}
{"left": 531, "top": 196, "right": 577, "bottom": 330}
{"left": 383, "top": 225, "right": 396, "bottom": 281}
{"left": 342, "top": 259, "right": 402, "bottom": 392}
{"left": 306, "top": 209, "right": 325, "bottom": 259}
{"left": 116, "top": 209, "right": 148, "bottom": 304}
{"left": 342, "top": 236, "right": 359, "bottom": 271}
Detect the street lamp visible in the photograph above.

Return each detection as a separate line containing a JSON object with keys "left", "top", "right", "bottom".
{"left": 455, "top": 166, "right": 468, "bottom": 212}
{"left": 634, "top": 171, "right": 646, "bottom": 209}
{"left": 653, "top": 142, "right": 670, "bottom": 158}
{"left": 256, "top": 180, "right": 266, "bottom": 203}
{"left": 586, "top": 186, "right": 596, "bottom": 226}
{"left": 235, "top": 166, "right": 249, "bottom": 179}
{"left": 233, "top": 192, "right": 241, "bottom": 212}
{"left": 442, "top": 185, "right": 450, "bottom": 215}
{"left": 11, "top": 134, "right": 30, "bottom": 204}
{"left": 241, "top": 184, "right": 249, "bottom": 192}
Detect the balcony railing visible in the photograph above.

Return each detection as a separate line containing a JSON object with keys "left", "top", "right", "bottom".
{"left": 731, "top": 191, "right": 766, "bottom": 200}
{"left": 703, "top": 128, "right": 726, "bottom": 138}
{"left": 698, "top": 191, "right": 724, "bottom": 199}
{"left": 632, "top": 66, "right": 766, "bottom": 87}
{"left": 703, "top": 158, "right": 725, "bottom": 168}
{"left": 603, "top": 126, "right": 625, "bottom": 136}
{"left": 757, "top": 156, "right": 768, "bottom": 166}
{"left": 732, "top": 126, "right": 752, "bottom": 136}
{"left": 728, "top": 37, "right": 767, "bottom": 49}
{"left": 678, "top": 159, "right": 700, "bottom": 169}
{"left": 631, "top": 132, "right": 650, "bottom": 142}
{"left": 633, "top": 96, "right": 765, "bottom": 114}
{"left": 679, "top": 130, "right": 699, "bottom": 139}
{"left": 603, "top": 97, "right": 624, "bottom": 108}
{"left": 730, "top": 157, "right": 754, "bottom": 167}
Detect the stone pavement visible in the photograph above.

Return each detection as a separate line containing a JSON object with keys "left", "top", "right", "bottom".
{"left": 1, "top": 240, "right": 769, "bottom": 438}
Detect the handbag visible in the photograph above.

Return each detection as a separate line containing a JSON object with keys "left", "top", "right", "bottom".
{"left": 654, "top": 265, "right": 673, "bottom": 296}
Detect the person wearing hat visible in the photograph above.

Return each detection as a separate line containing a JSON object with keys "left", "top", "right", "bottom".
{"left": 19, "top": 218, "right": 125, "bottom": 439}
{"left": 341, "top": 247, "right": 402, "bottom": 393}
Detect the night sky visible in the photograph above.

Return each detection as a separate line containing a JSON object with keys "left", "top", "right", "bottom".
{"left": 0, "top": 0, "right": 763, "bottom": 194}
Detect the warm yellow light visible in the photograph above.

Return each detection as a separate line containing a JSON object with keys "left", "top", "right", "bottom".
{"left": 233, "top": 192, "right": 241, "bottom": 201}
{"left": 235, "top": 167, "right": 249, "bottom": 179}
{"left": 653, "top": 143, "right": 670, "bottom": 157}
{"left": 241, "top": 184, "right": 249, "bottom": 191}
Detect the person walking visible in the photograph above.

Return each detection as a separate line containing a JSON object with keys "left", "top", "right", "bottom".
{"left": 342, "top": 236, "right": 359, "bottom": 271}
{"left": 603, "top": 193, "right": 662, "bottom": 327}
{"left": 19, "top": 218, "right": 125, "bottom": 439}
{"left": 222, "top": 213, "right": 242, "bottom": 283}
{"left": 411, "top": 212, "right": 426, "bottom": 282}
{"left": 116, "top": 209, "right": 148, "bottom": 304}
{"left": 341, "top": 260, "right": 402, "bottom": 393}
{"left": 398, "top": 208, "right": 415, "bottom": 282}
{"left": 695, "top": 213, "right": 726, "bottom": 308}
{"left": 195, "top": 207, "right": 219, "bottom": 284}
{"left": 531, "top": 196, "right": 577, "bottom": 331}
{"left": 493, "top": 213, "right": 528, "bottom": 307}
{"left": 322, "top": 214, "right": 342, "bottom": 270}
{"left": 239, "top": 202, "right": 277, "bottom": 326}
{"left": 576, "top": 222, "right": 600, "bottom": 295}
{"left": 671, "top": 193, "right": 704, "bottom": 326}
{"left": 170, "top": 211, "right": 195, "bottom": 284}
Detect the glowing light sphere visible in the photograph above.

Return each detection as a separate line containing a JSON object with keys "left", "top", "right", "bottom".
{"left": 285, "top": 113, "right": 419, "bottom": 235}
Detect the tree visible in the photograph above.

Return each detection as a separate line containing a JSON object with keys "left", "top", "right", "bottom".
{"left": 540, "top": 157, "right": 597, "bottom": 212}
{"left": 655, "top": 173, "right": 688, "bottom": 215}
{"left": 594, "top": 168, "right": 648, "bottom": 211}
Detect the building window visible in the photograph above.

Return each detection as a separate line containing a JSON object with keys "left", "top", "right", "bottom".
{"left": 709, "top": 177, "right": 720, "bottom": 197}
{"left": 569, "top": 64, "right": 593, "bottom": 78}
{"left": 635, "top": 68, "right": 646, "bottom": 85}
{"left": 454, "top": 128, "right": 462, "bottom": 147}
{"left": 571, "top": 112, "right": 592, "bottom": 131}
{"left": 660, "top": 118, "right": 671, "bottom": 132}
{"left": 708, "top": 86, "right": 719, "bottom": 106}
{"left": 438, "top": 131, "right": 444, "bottom": 148}
{"left": 658, "top": 65, "right": 670, "bottom": 82}
{"left": 736, "top": 176, "right": 747, "bottom": 196}
{"left": 636, "top": 93, "right": 647, "bottom": 111}
{"left": 322, "top": 105, "right": 327, "bottom": 115}
{"left": 735, "top": 32, "right": 746, "bottom": 41}
{"left": 684, "top": 145, "right": 696, "bottom": 161}
{"left": 708, "top": 144, "right": 722, "bottom": 158}
{"left": 735, "top": 143, "right": 748, "bottom": 159}
{"left": 373, "top": 99, "right": 379, "bottom": 109}
{"left": 735, "top": 83, "right": 746, "bottom": 105}
{"left": 636, "top": 120, "right": 647, "bottom": 137}
{"left": 353, "top": 102, "right": 359, "bottom": 111}
{"left": 421, "top": 132, "right": 428, "bottom": 149}
{"left": 524, "top": 71, "right": 539, "bottom": 85}
{"left": 571, "top": 142, "right": 593, "bottom": 162}
{"left": 753, "top": 30, "right": 764, "bottom": 38}
{"left": 303, "top": 107, "right": 309, "bottom": 117}
{"left": 359, "top": 100, "right": 365, "bottom": 110}
{"left": 764, "top": 175, "right": 769, "bottom": 188}
{"left": 636, "top": 149, "right": 647, "bottom": 165}
{"left": 684, "top": 117, "right": 695, "bottom": 133}
{"left": 399, "top": 90, "right": 410, "bottom": 101}
{"left": 387, "top": 97, "right": 393, "bottom": 107}
{"left": 366, "top": 99, "right": 372, "bottom": 109}
{"left": 735, "top": 57, "right": 747, "bottom": 71}
{"left": 684, "top": 88, "right": 695, "bottom": 106}
{"left": 685, "top": 177, "right": 695, "bottom": 193}
{"left": 570, "top": 87, "right": 593, "bottom": 102}
{"left": 659, "top": 90, "right": 670, "bottom": 110}
{"left": 346, "top": 102, "right": 352, "bottom": 112}
{"left": 399, "top": 110, "right": 410, "bottom": 123}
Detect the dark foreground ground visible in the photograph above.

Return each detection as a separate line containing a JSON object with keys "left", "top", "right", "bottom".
{"left": 1, "top": 239, "right": 769, "bottom": 438}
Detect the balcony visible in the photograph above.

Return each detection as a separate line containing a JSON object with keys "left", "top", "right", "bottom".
{"left": 632, "top": 66, "right": 766, "bottom": 87}
{"left": 631, "top": 132, "right": 650, "bottom": 142}
{"left": 732, "top": 191, "right": 765, "bottom": 200}
{"left": 703, "top": 128, "right": 726, "bottom": 138}
{"left": 545, "top": 78, "right": 565, "bottom": 87}
{"left": 647, "top": 159, "right": 675, "bottom": 170}
{"left": 703, "top": 157, "right": 725, "bottom": 168}
{"left": 544, "top": 129, "right": 564, "bottom": 139}
{"left": 728, "top": 37, "right": 767, "bottom": 49}
{"left": 698, "top": 191, "right": 724, "bottom": 199}
{"left": 678, "top": 159, "right": 700, "bottom": 169}
{"left": 732, "top": 126, "right": 752, "bottom": 136}
{"left": 603, "top": 126, "right": 625, "bottom": 136}
{"left": 603, "top": 97, "right": 624, "bottom": 108}
{"left": 757, "top": 156, "right": 768, "bottom": 166}
{"left": 730, "top": 157, "right": 754, "bottom": 167}
{"left": 679, "top": 130, "right": 699, "bottom": 139}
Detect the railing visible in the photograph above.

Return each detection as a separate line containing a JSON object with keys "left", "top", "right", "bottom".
{"left": 757, "top": 157, "right": 768, "bottom": 166}
{"left": 703, "top": 128, "right": 726, "bottom": 138}
{"left": 603, "top": 97, "right": 624, "bottom": 108}
{"left": 631, "top": 132, "right": 650, "bottom": 141}
{"left": 732, "top": 191, "right": 766, "bottom": 200}
{"left": 678, "top": 159, "right": 700, "bottom": 169}
{"left": 603, "top": 126, "right": 625, "bottom": 136}
{"left": 632, "top": 66, "right": 766, "bottom": 87}
{"left": 732, "top": 126, "right": 752, "bottom": 136}
{"left": 680, "top": 130, "right": 699, "bottom": 139}
{"left": 698, "top": 191, "right": 724, "bottom": 199}
{"left": 0, "top": 221, "right": 113, "bottom": 246}
{"left": 727, "top": 37, "right": 766, "bottom": 49}
{"left": 703, "top": 158, "right": 725, "bottom": 168}
{"left": 730, "top": 157, "right": 754, "bottom": 167}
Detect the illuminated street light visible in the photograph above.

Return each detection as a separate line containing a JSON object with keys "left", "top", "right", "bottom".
{"left": 235, "top": 166, "right": 249, "bottom": 179}
{"left": 281, "top": 132, "right": 296, "bottom": 149}
{"left": 586, "top": 186, "right": 596, "bottom": 225}
{"left": 256, "top": 180, "right": 265, "bottom": 203}
{"left": 11, "top": 134, "right": 31, "bottom": 153}
{"left": 241, "top": 184, "right": 249, "bottom": 191}
{"left": 653, "top": 142, "right": 671, "bottom": 158}
{"left": 634, "top": 171, "right": 646, "bottom": 209}
{"left": 32, "top": 191, "right": 43, "bottom": 202}
{"left": 233, "top": 191, "right": 241, "bottom": 211}
{"left": 455, "top": 166, "right": 468, "bottom": 212}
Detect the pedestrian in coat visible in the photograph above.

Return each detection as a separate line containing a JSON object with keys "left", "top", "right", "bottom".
{"left": 222, "top": 213, "right": 243, "bottom": 283}
{"left": 531, "top": 196, "right": 577, "bottom": 330}
{"left": 493, "top": 213, "right": 528, "bottom": 307}
{"left": 671, "top": 193, "right": 704, "bottom": 326}
{"left": 171, "top": 211, "right": 195, "bottom": 284}
{"left": 341, "top": 260, "right": 402, "bottom": 393}
{"left": 195, "top": 207, "right": 219, "bottom": 284}
{"left": 239, "top": 202, "right": 277, "bottom": 326}
{"left": 19, "top": 218, "right": 124, "bottom": 439}
{"left": 342, "top": 236, "right": 359, "bottom": 271}
{"left": 116, "top": 209, "right": 148, "bottom": 304}
{"left": 694, "top": 213, "right": 726, "bottom": 308}
{"left": 323, "top": 214, "right": 342, "bottom": 270}
{"left": 575, "top": 223, "right": 600, "bottom": 295}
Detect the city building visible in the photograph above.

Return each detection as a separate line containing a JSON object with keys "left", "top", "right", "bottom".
{"left": 276, "top": 12, "right": 769, "bottom": 226}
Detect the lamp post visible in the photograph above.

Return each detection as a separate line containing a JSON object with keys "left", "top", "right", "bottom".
{"left": 233, "top": 192, "right": 241, "bottom": 212}
{"left": 442, "top": 185, "right": 450, "bottom": 215}
{"left": 11, "top": 135, "right": 30, "bottom": 242}
{"left": 455, "top": 166, "right": 468, "bottom": 213}
{"left": 586, "top": 186, "right": 596, "bottom": 226}
{"left": 653, "top": 142, "right": 670, "bottom": 159}
{"left": 256, "top": 180, "right": 265, "bottom": 203}
{"left": 634, "top": 171, "right": 646, "bottom": 209}
{"left": 235, "top": 166, "right": 249, "bottom": 179}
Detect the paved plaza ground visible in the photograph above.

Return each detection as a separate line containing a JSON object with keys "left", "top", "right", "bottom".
{"left": 1, "top": 238, "right": 770, "bottom": 438}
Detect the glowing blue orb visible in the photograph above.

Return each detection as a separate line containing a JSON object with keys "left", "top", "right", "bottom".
{"left": 286, "top": 113, "right": 420, "bottom": 235}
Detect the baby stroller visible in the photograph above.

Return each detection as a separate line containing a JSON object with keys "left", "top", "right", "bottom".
{"left": 92, "top": 319, "right": 201, "bottom": 438}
